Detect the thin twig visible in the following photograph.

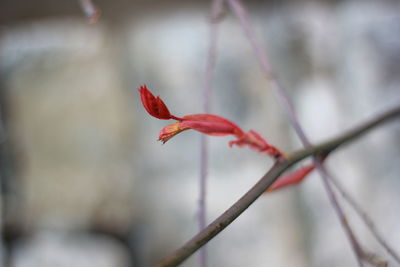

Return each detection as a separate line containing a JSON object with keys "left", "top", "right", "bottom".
{"left": 318, "top": 169, "right": 389, "bottom": 267}
{"left": 329, "top": 172, "right": 400, "bottom": 264}
{"left": 155, "top": 105, "right": 400, "bottom": 267}
{"left": 199, "top": 135, "right": 208, "bottom": 267}
{"left": 313, "top": 160, "right": 365, "bottom": 266}
{"left": 198, "top": 1, "right": 224, "bottom": 267}
{"left": 225, "top": 1, "right": 381, "bottom": 265}
{"left": 203, "top": 0, "right": 224, "bottom": 114}
{"left": 226, "top": 1, "right": 400, "bottom": 263}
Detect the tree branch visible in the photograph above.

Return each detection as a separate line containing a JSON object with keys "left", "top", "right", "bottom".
{"left": 155, "top": 106, "right": 400, "bottom": 267}
{"left": 328, "top": 171, "right": 400, "bottom": 264}
{"left": 225, "top": 1, "right": 395, "bottom": 265}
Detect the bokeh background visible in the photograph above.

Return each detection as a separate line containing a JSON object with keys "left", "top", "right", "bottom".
{"left": 1, "top": 0, "right": 400, "bottom": 266}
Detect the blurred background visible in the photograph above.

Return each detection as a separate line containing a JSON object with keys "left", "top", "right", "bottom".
{"left": 0, "top": 0, "right": 400, "bottom": 266}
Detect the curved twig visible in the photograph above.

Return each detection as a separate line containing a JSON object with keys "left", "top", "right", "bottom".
{"left": 225, "top": 1, "right": 400, "bottom": 265}
{"left": 225, "top": 0, "right": 367, "bottom": 265}
{"left": 155, "top": 106, "right": 400, "bottom": 267}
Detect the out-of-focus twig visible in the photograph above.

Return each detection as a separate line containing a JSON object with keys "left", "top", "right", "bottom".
{"left": 312, "top": 160, "right": 366, "bottom": 267}
{"left": 78, "top": 0, "right": 101, "bottom": 24}
{"left": 198, "top": 1, "right": 225, "bottom": 267}
{"left": 225, "top": 0, "right": 396, "bottom": 266}
{"left": 155, "top": 106, "right": 400, "bottom": 267}
{"left": 329, "top": 172, "right": 400, "bottom": 264}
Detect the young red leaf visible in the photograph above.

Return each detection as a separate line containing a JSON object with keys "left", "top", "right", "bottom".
{"left": 139, "top": 85, "right": 285, "bottom": 159}
{"left": 158, "top": 122, "right": 191, "bottom": 144}
{"left": 229, "top": 130, "right": 285, "bottom": 159}
{"left": 158, "top": 114, "right": 244, "bottom": 143}
{"left": 181, "top": 114, "right": 245, "bottom": 136}
{"left": 139, "top": 85, "right": 181, "bottom": 120}
{"left": 266, "top": 164, "right": 315, "bottom": 193}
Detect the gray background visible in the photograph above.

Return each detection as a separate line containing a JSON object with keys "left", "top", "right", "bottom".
{"left": 0, "top": 0, "right": 400, "bottom": 266}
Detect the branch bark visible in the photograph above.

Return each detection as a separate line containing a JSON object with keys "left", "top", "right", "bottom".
{"left": 155, "top": 106, "right": 400, "bottom": 267}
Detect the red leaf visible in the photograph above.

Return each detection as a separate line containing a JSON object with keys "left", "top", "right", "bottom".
{"left": 266, "top": 164, "right": 315, "bottom": 193}
{"left": 181, "top": 114, "right": 244, "bottom": 136}
{"left": 158, "top": 114, "right": 244, "bottom": 143}
{"left": 229, "top": 130, "right": 284, "bottom": 158}
{"left": 158, "top": 122, "right": 191, "bottom": 144}
{"left": 139, "top": 85, "right": 180, "bottom": 120}
{"left": 139, "top": 85, "right": 285, "bottom": 159}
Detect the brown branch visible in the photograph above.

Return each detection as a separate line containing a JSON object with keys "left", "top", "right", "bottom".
{"left": 155, "top": 105, "right": 400, "bottom": 267}
{"left": 225, "top": 1, "right": 393, "bottom": 265}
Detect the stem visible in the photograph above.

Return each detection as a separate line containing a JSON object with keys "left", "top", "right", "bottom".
{"left": 170, "top": 115, "right": 184, "bottom": 121}
{"left": 329, "top": 174, "right": 400, "bottom": 264}
{"left": 313, "top": 160, "right": 365, "bottom": 267}
{"left": 198, "top": 134, "right": 208, "bottom": 267}
{"left": 225, "top": 1, "right": 380, "bottom": 265}
{"left": 155, "top": 105, "right": 400, "bottom": 267}
{"left": 198, "top": 1, "right": 224, "bottom": 266}
{"left": 203, "top": 0, "right": 224, "bottom": 114}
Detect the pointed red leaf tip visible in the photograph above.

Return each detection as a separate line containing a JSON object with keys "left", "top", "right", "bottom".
{"left": 139, "top": 85, "right": 182, "bottom": 120}
{"left": 265, "top": 164, "right": 315, "bottom": 193}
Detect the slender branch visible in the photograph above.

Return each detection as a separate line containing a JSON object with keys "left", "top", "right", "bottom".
{"left": 198, "top": 1, "right": 224, "bottom": 266}
{"left": 225, "top": 1, "right": 386, "bottom": 265}
{"left": 198, "top": 135, "right": 208, "bottom": 267}
{"left": 319, "top": 168, "right": 389, "bottom": 267}
{"left": 313, "top": 160, "right": 365, "bottom": 267}
{"left": 155, "top": 106, "right": 400, "bottom": 267}
{"left": 225, "top": 0, "right": 302, "bottom": 136}
{"left": 329, "top": 173, "right": 400, "bottom": 264}
{"left": 203, "top": 0, "right": 224, "bottom": 114}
